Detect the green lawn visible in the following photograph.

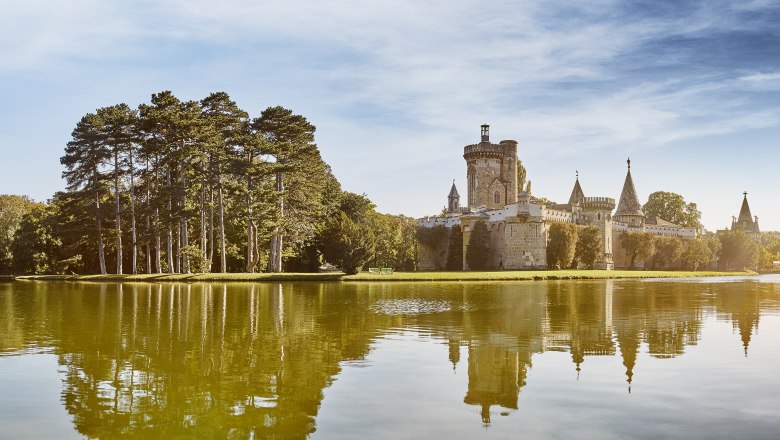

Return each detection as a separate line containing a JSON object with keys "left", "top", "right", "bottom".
{"left": 14, "top": 269, "right": 754, "bottom": 283}
{"left": 344, "top": 269, "right": 755, "bottom": 282}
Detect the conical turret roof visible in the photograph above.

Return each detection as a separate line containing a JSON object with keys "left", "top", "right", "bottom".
{"left": 733, "top": 192, "right": 759, "bottom": 233}
{"left": 448, "top": 180, "right": 460, "bottom": 198}
{"left": 568, "top": 171, "right": 585, "bottom": 205}
{"left": 615, "top": 159, "right": 644, "bottom": 217}
{"left": 737, "top": 192, "right": 753, "bottom": 225}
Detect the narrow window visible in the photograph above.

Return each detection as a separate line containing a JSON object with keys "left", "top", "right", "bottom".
{"left": 494, "top": 192, "right": 500, "bottom": 204}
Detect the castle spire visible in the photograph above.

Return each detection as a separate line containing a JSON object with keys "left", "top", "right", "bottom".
{"left": 733, "top": 191, "right": 759, "bottom": 233}
{"left": 615, "top": 158, "right": 644, "bottom": 222}
{"left": 568, "top": 171, "right": 585, "bottom": 205}
{"left": 447, "top": 180, "right": 461, "bottom": 213}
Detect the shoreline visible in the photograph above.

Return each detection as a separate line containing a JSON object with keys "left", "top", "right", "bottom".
{"left": 11, "top": 270, "right": 756, "bottom": 283}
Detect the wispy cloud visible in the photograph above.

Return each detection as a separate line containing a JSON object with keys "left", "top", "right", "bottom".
{"left": 1, "top": 0, "right": 779, "bottom": 226}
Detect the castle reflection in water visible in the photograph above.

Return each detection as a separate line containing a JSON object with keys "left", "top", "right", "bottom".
{"left": 0, "top": 279, "right": 777, "bottom": 437}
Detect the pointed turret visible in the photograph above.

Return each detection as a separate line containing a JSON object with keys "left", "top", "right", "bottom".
{"left": 568, "top": 171, "right": 585, "bottom": 205}
{"left": 733, "top": 192, "right": 759, "bottom": 234}
{"left": 615, "top": 158, "right": 644, "bottom": 227}
{"left": 447, "top": 180, "right": 461, "bottom": 213}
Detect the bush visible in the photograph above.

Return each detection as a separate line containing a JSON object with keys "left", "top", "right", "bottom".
{"left": 466, "top": 221, "right": 491, "bottom": 270}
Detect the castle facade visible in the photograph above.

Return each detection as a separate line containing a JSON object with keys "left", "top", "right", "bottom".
{"left": 418, "top": 125, "right": 697, "bottom": 270}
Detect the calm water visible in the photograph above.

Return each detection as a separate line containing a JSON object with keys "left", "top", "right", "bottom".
{"left": 2, "top": 277, "right": 780, "bottom": 439}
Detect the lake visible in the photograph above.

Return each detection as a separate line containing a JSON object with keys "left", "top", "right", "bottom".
{"left": 1, "top": 276, "right": 780, "bottom": 439}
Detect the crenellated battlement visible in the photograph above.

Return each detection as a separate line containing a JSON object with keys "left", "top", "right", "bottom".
{"left": 583, "top": 197, "right": 616, "bottom": 211}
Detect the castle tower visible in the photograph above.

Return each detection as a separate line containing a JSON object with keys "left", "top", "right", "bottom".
{"left": 464, "top": 124, "right": 518, "bottom": 211}
{"left": 583, "top": 196, "right": 616, "bottom": 270}
{"left": 732, "top": 192, "right": 760, "bottom": 235}
{"left": 447, "top": 180, "right": 460, "bottom": 213}
{"left": 615, "top": 158, "right": 645, "bottom": 228}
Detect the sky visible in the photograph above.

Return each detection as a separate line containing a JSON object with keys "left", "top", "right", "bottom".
{"left": 1, "top": 0, "right": 779, "bottom": 231}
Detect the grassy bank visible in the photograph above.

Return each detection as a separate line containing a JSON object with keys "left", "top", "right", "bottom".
{"left": 15, "top": 270, "right": 754, "bottom": 283}
{"left": 344, "top": 269, "right": 754, "bottom": 282}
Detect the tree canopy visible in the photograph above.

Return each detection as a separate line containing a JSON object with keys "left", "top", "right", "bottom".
{"left": 547, "top": 222, "right": 578, "bottom": 269}
{"left": 643, "top": 191, "right": 702, "bottom": 229}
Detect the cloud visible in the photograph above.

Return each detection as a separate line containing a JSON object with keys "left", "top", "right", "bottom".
{"left": 1, "top": 0, "right": 780, "bottom": 225}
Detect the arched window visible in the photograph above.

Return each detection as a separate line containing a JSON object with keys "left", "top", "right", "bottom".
{"left": 494, "top": 192, "right": 500, "bottom": 204}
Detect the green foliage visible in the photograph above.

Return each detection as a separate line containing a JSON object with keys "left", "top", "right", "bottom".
{"left": 517, "top": 160, "right": 527, "bottom": 194}
{"left": 0, "top": 195, "right": 40, "bottom": 274}
{"left": 682, "top": 238, "right": 715, "bottom": 271}
{"left": 368, "top": 212, "right": 418, "bottom": 271}
{"left": 180, "top": 245, "right": 211, "bottom": 273}
{"left": 643, "top": 191, "right": 702, "bottom": 229}
{"left": 445, "top": 225, "right": 463, "bottom": 271}
{"left": 652, "top": 236, "right": 684, "bottom": 269}
{"left": 415, "top": 225, "right": 448, "bottom": 249}
{"left": 466, "top": 221, "right": 491, "bottom": 270}
{"left": 717, "top": 229, "right": 757, "bottom": 271}
{"left": 620, "top": 231, "right": 656, "bottom": 269}
{"left": 547, "top": 222, "right": 578, "bottom": 269}
{"left": 11, "top": 204, "right": 62, "bottom": 274}
{"left": 575, "top": 225, "right": 602, "bottom": 269}
{"left": 320, "top": 212, "right": 375, "bottom": 275}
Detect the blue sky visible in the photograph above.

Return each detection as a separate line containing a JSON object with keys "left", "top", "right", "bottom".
{"left": 1, "top": 0, "right": 779, "bottom": 231}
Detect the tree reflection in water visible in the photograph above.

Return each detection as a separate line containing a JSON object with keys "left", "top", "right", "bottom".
{"left": 0, "top": 278, "right": 776, "bottom": 437}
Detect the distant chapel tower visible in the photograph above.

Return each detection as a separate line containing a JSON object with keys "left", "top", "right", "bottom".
{"left": 447, "top": 181, "right": 460, "bottom": 213}
{"left": 731, "top": 192, "right": 760, "bottom": 236}
{"left": 615, "top": 158, "right": 645, "bottom": 228}
{"left": 463, "top": 124, "right": 518, "bottom": 210}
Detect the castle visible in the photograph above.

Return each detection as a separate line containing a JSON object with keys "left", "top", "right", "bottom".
{"left": 418, "top": 125, "right": 697, "bottom": 270}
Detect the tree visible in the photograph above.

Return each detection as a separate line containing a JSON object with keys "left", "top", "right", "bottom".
{"left": 652, "top": 236, "right": 684, "bottom": 269}
{"left": 547, "top": 222, "right": 578, "bottom": 269}
{"left": 446, "top": 225, "right": 463, "bottom": 271}
{"left": 97, "top": 104, "right": 138, "bottom": 274}
{"left": 0, "top": 195, "right": 39, "bottom": 274}
{"left": 575, "top": 225, "right": 602, "bottom": 269}
{"left": 466, "top": 221, "right": 491, "bottom": 270}
{"left": 254, "top": 106, "right": 321, "bottom": 273}
{"left": 620, "top": 231, "right": 656, "bottom": 269}
{"left": 643, "top": 191, "right": 702, "bottom": 229}
{"left": 682, "top": 238, "right": 715, "bottom": 271}
{"left": 517, "top": 160, "right": 527, "bottom": 194}
{"left": 718, "top": 229, "right": 757, "bottom": 271}
{"left": 11, "top": 204, "right": 64, "bottom": 274}
{"left": 320, "top": 212, "right": 375, "bottom": 275}
{"left": 61, "top": 112, "right": 111, "bottom": 274}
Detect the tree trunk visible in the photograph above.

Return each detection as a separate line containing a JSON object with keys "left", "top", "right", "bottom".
{"left": 200, "top": 187, "right": 207, "bottom": 262}
{"left": 175, "top": 223, "right": 181, "bottom": 273}
{"left": 153, "top": 160, "right": 161, "bottom": 273}
{"left": 166, "top": 168, "right": 174, "bottom": 273}
{"left": 270, "top": 171, "right": 284, "bottom": 273}
{"left": 95, "top": 172, "right": 107, "bottom": 275}
{"left": 145, "top": 159, "right": 152, "bottom": 274}
{"left": 129, "top": 148, "right": 137, "bottom": 274}
{"left": 208, "top": 187, "right": 215, "bottom": 268}
{"left": 245, "top": 152, "right": 257, "bottom": 273}
{"left": 114, "top": 150, "right": 123, "bottom": 274}
{"left": 217, "top": 170, "right": 226, "bottom": 273}
{"left": 180, "top": 157, "right": 189, "bottom": 273}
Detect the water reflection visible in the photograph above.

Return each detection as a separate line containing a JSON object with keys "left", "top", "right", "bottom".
{"left": 0, "top": 278, "right": 778, "bottom": 437}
